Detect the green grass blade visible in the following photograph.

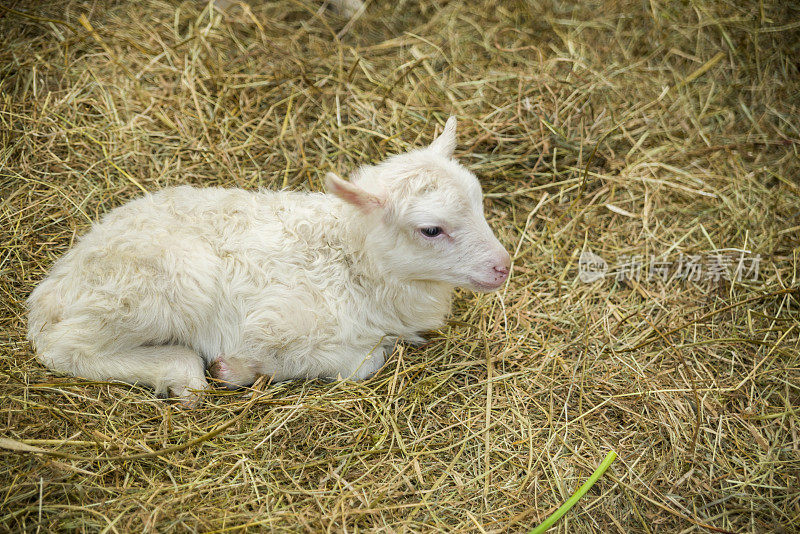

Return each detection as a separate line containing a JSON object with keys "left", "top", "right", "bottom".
{"left": 528, "top": 451, "right": 617, "bottom": 534}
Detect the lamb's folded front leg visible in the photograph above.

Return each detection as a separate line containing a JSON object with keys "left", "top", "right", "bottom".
{"left": 209, "top": 345, "right": 387, "bottom": 387}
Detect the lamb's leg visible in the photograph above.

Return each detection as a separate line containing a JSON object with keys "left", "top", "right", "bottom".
{"left": 38, "top": 343, "right": 208, "bottom": 407}
{"left": 210, "top": 347, "right": 387, "bottom": 387}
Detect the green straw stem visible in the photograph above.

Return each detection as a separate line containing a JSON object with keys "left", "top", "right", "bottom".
{"left": 528, "top": 450, "right": 617, "bottom": 534}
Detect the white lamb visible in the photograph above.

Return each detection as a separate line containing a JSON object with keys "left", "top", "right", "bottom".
{"left": 26, "top": 117, "right": 510, "bottom": 406}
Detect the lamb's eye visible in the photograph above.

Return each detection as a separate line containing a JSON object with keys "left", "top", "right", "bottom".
{"left": 420, "top": 226, "right": 442, "bottom": 237}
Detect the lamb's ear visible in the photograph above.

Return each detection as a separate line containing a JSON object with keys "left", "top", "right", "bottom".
{"left": 325, "top": 172, "right": 383, "bottom": 213}
{"left": 429, "top": 115, "right": 457, "bottom": 158}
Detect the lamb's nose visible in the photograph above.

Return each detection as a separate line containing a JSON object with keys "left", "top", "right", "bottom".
{"left": 493, "top": 261, "right": 510, "bottom": 282}
{"left": 494, "top": 252, "right": 511, "bottom": 277}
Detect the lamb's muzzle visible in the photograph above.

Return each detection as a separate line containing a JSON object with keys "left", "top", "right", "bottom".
{"left": 26, "top": 116, "right": 510, "bottom": 405}
{"left": 484, "top": 252, "right": 512, "bottom": 290}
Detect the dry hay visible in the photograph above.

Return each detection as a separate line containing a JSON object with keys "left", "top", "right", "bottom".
{"left": 1, "top": 0, "right": 799, "bottom": 532}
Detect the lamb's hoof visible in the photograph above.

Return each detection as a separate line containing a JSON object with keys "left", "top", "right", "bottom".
{"left": 170, "top": 377, "right": 208, "bottom": 408}
{"left": 404, "top": 333, "right": 429, "bottom": 347}
{"left": 327, "top": 0, "right": 364, "bottom": 18}
{"left": 209, "top": 358, "right": 247, "bottom": 390}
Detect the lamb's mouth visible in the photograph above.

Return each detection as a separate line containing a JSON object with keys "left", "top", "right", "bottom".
{"left": 468, "top": 278, "right": 505, "bottom": 291}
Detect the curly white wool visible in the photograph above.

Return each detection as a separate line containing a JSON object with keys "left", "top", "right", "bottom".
{"left": 26, "top": 117, "right": 510, "bottom": 405}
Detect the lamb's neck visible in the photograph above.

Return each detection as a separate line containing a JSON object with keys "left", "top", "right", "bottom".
{"left": 385, "top": 279, "right": 454, "bottom": 335}
{"left": 368, "top": 277, "right": 454, "bottom": 336}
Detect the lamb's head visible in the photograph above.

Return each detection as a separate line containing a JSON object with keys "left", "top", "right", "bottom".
{"left": 326, "top": 116, "right": 510, "bottom": 292}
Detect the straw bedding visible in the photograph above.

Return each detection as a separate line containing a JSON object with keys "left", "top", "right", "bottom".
{"left": 1, "top": 0, "right": 798, "bottom": 531}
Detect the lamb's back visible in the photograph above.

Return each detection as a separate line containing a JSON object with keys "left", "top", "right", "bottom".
{"left": 27, "top": 186, "right": 353, "bottom": 355}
